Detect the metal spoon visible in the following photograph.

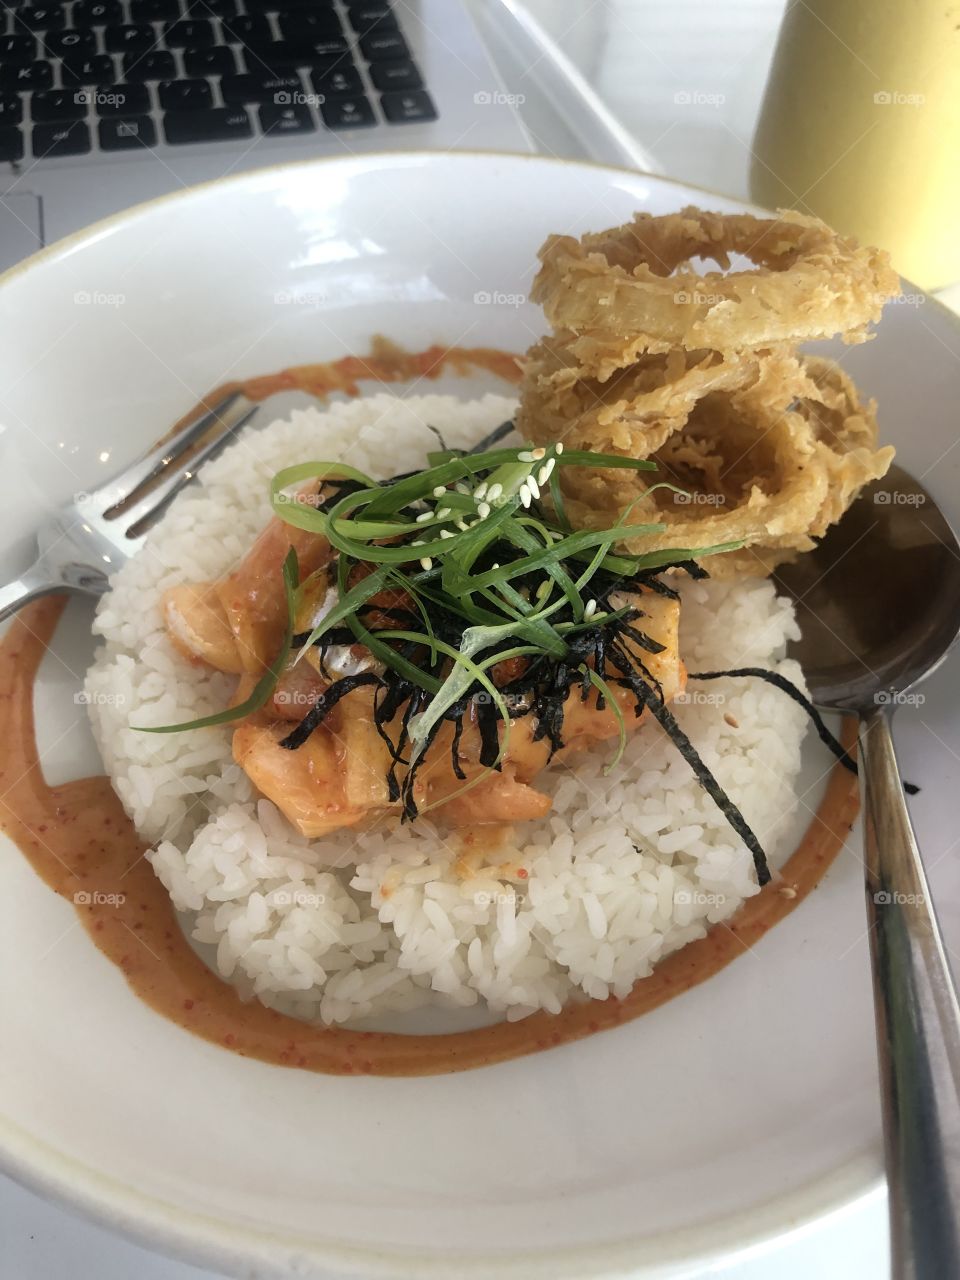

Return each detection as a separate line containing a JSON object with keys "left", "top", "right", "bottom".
{"left": 774, "top": 463, "right": 960, "bottom": 1280}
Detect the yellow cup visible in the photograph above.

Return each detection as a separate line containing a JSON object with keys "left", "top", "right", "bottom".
{"left": 750, "top": 0, "right": 960, "bottom": 290}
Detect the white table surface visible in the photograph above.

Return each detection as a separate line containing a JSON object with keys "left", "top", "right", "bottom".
{"left": 3, "top": 2, "right": 950, "bottom": 1276}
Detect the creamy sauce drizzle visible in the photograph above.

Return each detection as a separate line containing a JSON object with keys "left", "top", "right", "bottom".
{"left": 0, "top": 343, "right": 860, "bottom": 1076}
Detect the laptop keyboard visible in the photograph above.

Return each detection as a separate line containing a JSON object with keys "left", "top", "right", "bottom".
{"left": 0, "top": 0, "right": 437, "bottom": 161}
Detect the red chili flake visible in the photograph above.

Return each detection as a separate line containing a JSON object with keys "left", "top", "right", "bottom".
{"left": 516, "top": 868, "right": 528, "bottom": 879}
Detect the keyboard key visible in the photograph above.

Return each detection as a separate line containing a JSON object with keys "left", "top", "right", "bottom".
{"left": 95, "top": 81, "right": 151, "bottom": 114}
{"left": 243, "top": 39, "right": 308, "bottom": 68}
{"left": 311, "top": 61, "right": 362, "bottom": 95}
{"left": 159, "top": 77, "right": 211, "bottom": 109}
{"left": 33, "top": 119, "right": 90, "bottom": 156}
{"left": 380, "top": 87, "right": 436, "bottom": 124}
{"left": 222, "top": 15, "right": 270, "bottom": 44}
{"left": 164, "top": 19, "right": 214, "bottom": 46}
{"left": 72, "top": 0, "right": 124, "bottom": 24}
{"left": 0, "top": 125, "right": 24, "bottom": 160}
{"left": 0, "top": 61, "right": 53, "bottom": 91}
{"left": 0, "top": 95, "right": 23, "bottom": 124}
{"left": 99, "top": 113, "right": 157, "bottom": 148}
{"left": 359, "top": 29, "right": 407, "bottom": 60}
{"left": 62, "top": 54, "right": 116, "bottom": 83}
{"left": 278, "top": 10, "right": 341, "bottom": 40}
{"left": 163, "top": 104, "right": 250, "bottom": 143}
{"left": 105, "top": 24, "right": 156, "bottom": 53}
{"left": 368, "top": 58, "right": 421, "bottom": 91}
{"left": 20, "top": 6, "right": 66, "bottom": 31}
{"left": 184, "top": 45, "right": 235, "bottom": 75}
{"left": 183, "top": 0, "right": 237, "bottom": 14}
{"left": 31, "top": 87, "right": 88, "bottom": 120}
{"left": 0, "top": 35, "right": 37, "bottom": 64}
{"left": 123, "top": 50, "right": 176, "bottom": 79}
{"left": 296, "top": 35, "right": 348, "bottom": 60}
{"left": 220, "top": 68, "right": 299, "bottom": 102}
{"left": 43, "top": 30, "right": 97, "bottom": 58}
{"left": 130, "top": 0, "right": 180, "bottom": 18}
{"left": 348, "top": 5, "right": 397, "bottom": 34}
{"left": 259, "top": 100, "right": 313, "bottom": 135}
{"left": 319, "top": 92, "right": 374, "bottom": 128}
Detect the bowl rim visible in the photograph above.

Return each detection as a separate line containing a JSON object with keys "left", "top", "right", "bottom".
{"left": 0, "top": 146, "right": 918, "bottom": 1277}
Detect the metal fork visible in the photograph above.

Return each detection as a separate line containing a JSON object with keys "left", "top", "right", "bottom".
{"left": 0, "top": 390, "right": 257, "bottom": 623}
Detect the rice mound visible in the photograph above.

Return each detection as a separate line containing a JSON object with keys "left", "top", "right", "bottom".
{"left": 85, "top": 392, "right": 810, "bottom": 1025}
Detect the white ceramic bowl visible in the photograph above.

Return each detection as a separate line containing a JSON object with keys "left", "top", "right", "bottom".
{"left": 1, "top": 152, "right": 959, "bottom": 1279}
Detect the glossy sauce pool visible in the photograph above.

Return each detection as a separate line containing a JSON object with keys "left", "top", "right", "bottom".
{"left": 0, "top": 345, "right": 861, "bottom": 1076}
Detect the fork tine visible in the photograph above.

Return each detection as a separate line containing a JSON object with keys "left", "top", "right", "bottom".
{"left": 123, "top": 397, "right": 259, "bottom": 540}
{"left": 97, "top": 390, "right": 249, "bottom": 517}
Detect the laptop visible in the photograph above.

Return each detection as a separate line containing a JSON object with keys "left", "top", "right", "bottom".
{"left": 0, "top": 0, "right": 532, "bottom": 268}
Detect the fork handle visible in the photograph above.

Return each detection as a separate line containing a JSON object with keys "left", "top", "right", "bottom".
{"left": 860, "top": 706, "right": 960, "bottom": 1279}
{"left": 0, "top": 567, "right": 58, "bottom": 624}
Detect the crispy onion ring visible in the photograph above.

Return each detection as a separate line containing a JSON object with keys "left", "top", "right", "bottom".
{"left": 561, "top": 355, "right": 893, "bottom": 580}
{"left": 517, "top": 332, "right": 804, "bottom": 463}
{"left": 532, "top": 207, "right": 899, "bottom": 373}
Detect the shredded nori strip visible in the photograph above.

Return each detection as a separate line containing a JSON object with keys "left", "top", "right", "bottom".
{"left": 628, "top": 679, "right": 773, "bottom": 886}
{"left": 279, "top": 672, "right": 383, "bottom": 750}
{"left": 689, "top": 667, "right": 858, "bottom": 775}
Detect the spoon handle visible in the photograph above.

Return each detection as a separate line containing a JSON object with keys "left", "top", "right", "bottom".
{"left": 860, "top": 706, "right": 960, "bottom": 1279}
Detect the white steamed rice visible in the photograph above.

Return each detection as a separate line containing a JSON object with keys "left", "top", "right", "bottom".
{"left": 85, "top": 392, "right": 810, "bottom": 1025}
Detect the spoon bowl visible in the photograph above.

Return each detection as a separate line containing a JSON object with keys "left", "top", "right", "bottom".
{"left": 774, "top": 463, "right": 960, "bottom": 711}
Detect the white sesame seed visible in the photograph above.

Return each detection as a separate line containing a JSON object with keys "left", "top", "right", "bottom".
{"left": 455, "top": 483, "right": 470, "bottom": 495}
{"left": 491, "top": 562, "right": 500, "bottom": 570}
{"left": 474, "top": 481, "right": 488, "bottom": 501}
{"left": 556, "top": 443, "right": 564, "bottom": 454}
{"left": 436, "top": 507, "right": 452, "bottom": 519}
{"left": 410, "top": 539, "right": 424, "bottom": 547}
{"left": 517, "top": 450, "right": 534, "bottom": 463}
{"left": 440, "top": 529, "right": 455, "bottom": 539}
{"left": 584, "top": 599, "right": 597, "bottom": 619}
{"left": 486, "top": 482, "right": 503, "bottom": 502}
{"left": 526, "top": 475, "right": 541, "bottom": 500}
{"left": 432, "top": 485, "right": 446, "bottom": 498}
{"left": 419, "top": 556, "right": 433, "bottom": 571}
{"left": 416, "top": 510, "right": 433, "bottom": 524}
{"left": 477, "top": 501, "right": 491, "bottom": 519}
{"left": 531, "top": 447, "right": 546, "bottom": 460}
{"left": 519, "top": 484, "right": 532, "bottom": 508}
{"left": 455, "top": 519, "right": 468, "bottom": 531}
{"left": 537, "top": 458, "right": 556, "bottom": 485}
